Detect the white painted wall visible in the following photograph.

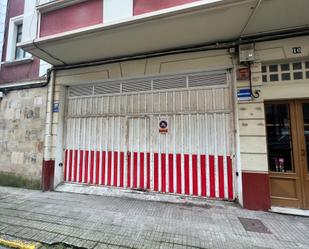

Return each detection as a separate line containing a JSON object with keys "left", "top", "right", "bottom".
{"left": 40, "top": 59, "right": 51, "bottom": 76}
{"left": 22, "top": 0, "right": 37, "bottom": 43}
{"left": 37, "top": 0, "right": 52, "bottom": 5}
{"left": 23, "top": 0, "right": 51, "bottom": 75}
{"left": 0, "top": 0, "right": 7, "bottom": 62}
{"left": 104, "top": 0, "right": 133, "bottom": 23}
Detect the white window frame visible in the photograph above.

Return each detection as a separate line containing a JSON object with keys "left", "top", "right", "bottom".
{"left": 6, "top": 15, "right": 30, "bottom": 62}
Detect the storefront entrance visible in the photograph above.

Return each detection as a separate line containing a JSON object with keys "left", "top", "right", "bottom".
{"left": 266, "top": 100, "right": 309, "bottom": 209}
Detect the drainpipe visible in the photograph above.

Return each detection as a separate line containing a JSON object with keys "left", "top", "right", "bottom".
{"left": 47, "top": 69, "right": 55, "bottom": 158}
{"left": 42, "top": 69, "right": 55, "bottom": 191}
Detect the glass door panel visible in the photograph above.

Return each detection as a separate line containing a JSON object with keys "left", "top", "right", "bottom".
{"left": 303, "top": 103, "right": 309, "bottom": 173}
{"left": 265, "top": 104, "right": 294, "bottom": 173}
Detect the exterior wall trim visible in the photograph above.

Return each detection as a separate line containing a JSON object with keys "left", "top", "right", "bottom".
{"left": 57, "top": 66, "right": 233, "bottom": 86}
{"left": 1, "top": 57, "right": 33, "bottom": 66}
{"left": 32, "top": 0, "right": 242, "bottom": 42}
{"left": 37, "top": 0, "right": 88, "bottom": 13}
{"left": 6, "top": 14, "right": 23, "bottom": 62}
{"left": 0, "top": 78, "right": 47, "bottom": 89}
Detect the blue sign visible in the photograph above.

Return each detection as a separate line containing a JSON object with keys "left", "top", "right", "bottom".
{"left": 237, "top": 88, "right": 252, "bottom": 101}
{"left": 53, "top": 103, "right": 60, "bottom": 113}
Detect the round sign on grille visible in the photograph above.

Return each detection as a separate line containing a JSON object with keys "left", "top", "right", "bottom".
{"left": 159, "top": 118, "right": 168, "bottom": 133}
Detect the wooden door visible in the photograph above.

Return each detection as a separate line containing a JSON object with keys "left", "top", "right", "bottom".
{"left": 266, "top": 100, "right": 309, "bottom": 209}
{"left": 296, "top": 101, "right": 309, "bottom": 209}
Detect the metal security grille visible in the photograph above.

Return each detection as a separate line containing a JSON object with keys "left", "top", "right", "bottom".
{"left": 64, "top": 70, "right": 235, "bottom": 200}
{"left": 68, "top": 70, "right": 228, "bottom": 98}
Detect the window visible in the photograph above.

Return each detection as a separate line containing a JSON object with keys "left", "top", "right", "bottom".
{"left": 15, "top": 24, "right": 26, "bottom": 60}
{"left": 262, "top": 60, "right": 309, "bottom": 83}
{"left": 6, "top": 15, "right": 29, "bottom": 62}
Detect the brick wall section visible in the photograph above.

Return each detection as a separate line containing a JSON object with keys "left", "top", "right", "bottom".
{"left": 0, "top": 87, "right": 47, "bottom": 189}
{"left": 39, "top": 0, "right": 103, "bottom": 37}
{"left": 1, "top": 0, "right": 24, "bottom": 62}
{"left": 0, "top": 0, "right": 40, "bottom": 84}
{"left": 0, "top": 58, "right": 40, "bottom": 84}
{"left": 133, "top": 0, "right": 200, "bottom": 15}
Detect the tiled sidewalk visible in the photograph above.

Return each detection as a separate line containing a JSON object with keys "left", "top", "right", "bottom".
{"left": 0, "top": 187, "right": 308, "bottom": 249}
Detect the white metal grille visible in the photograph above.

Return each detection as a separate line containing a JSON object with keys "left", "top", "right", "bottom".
{"left": 188, "top": 72, "right": 227, "bottom": 88}
{"left": 68, "top": 70, "right": 228, "bottom": 98}
{"left": 94, "top": 82, "right": 121, "bottom": 95}
{"left": 153, "top": 76, "right": 187, "bottom": 90}
{"left": 64, "top": 70, "right": 234, "bottom": 200}
{"left": 69, "top": 85, "right": 93, "bottom": 97}
{"left": 122, "top": 79, "right": 152, "bottom": 93}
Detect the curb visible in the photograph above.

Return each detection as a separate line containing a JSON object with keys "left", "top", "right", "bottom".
{"left": 0, "top": 238, "right": 40, "bottom": 249}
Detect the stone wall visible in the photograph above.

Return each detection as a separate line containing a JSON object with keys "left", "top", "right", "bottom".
{"left": 0, "top": 87, "right": 47, "bottom": 189}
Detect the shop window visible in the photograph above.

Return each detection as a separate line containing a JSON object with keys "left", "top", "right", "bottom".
{"left": 265, "top": 103, "right": 294, "bottom": 173}
{"left": 262, "top": 60, "right": 309, "bottom": 83}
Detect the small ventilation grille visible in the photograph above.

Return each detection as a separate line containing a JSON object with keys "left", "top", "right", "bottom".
{"left": 122, "top": 79, "right": 152, "bottom": 93}
{"left": 188, "top": 72, "right": 226, "bottom": 88}
{"left": 94, "top": 82, "right": 120, "bottom": 95}
{"left": 153, "top": 76, "right": 187, "bottom": 90}
{"left": 69, "top": 85, "right": 93, "bottom": 97}
{"left": 68, "top": 70, "right": 228, "bottom": 98}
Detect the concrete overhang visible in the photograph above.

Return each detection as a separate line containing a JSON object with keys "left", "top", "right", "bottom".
{"left": 20, "top": 0, "right": 309, "bottom": 66}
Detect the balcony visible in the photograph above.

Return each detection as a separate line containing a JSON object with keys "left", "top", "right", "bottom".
{"left": 20, "top": 0, "right": 309, "bottom": 66}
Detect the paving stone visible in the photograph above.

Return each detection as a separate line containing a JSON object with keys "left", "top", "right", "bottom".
{"left": 0, "top": 187, "right": 308, "bottom": 249}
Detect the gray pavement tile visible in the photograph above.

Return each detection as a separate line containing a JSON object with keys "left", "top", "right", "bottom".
{"left": 0, "top": 186, "right": 309, "bottom": 249}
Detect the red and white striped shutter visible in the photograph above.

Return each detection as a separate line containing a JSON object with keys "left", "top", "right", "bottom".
{"left": 64, "top": 70, "right": 235, "bottom": 200}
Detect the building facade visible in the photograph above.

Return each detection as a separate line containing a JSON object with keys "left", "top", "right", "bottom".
{"left": 0, "top": 0, "right": 49, "bottom": 189}
{"left": 0, "top": 0, "right": 308, "bottom": 213}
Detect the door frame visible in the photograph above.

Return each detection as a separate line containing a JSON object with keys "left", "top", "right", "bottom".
{"left": 266, "top": 99, "right": 309, "bottom": 209}
{"left": 295, "top": 100, "right": 309, "bottom": 209}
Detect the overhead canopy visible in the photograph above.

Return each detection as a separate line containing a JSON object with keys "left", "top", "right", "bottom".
{"left": 20, "top": 0, "right": 309, "bottom": 66}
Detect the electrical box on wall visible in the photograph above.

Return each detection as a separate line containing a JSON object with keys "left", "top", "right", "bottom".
{"left": 239, "top": 44, "right": 255, "bottom": 63}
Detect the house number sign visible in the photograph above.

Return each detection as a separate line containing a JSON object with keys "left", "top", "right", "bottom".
{"left": 292, "top": 47, "right": 302, "bottom": 54}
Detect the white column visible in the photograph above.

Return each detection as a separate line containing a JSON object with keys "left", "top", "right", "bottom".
{"left": 104, "top": 0, "right": 133, "bottom": 23}
{"left": 22, "top": 0, "right": 38, "bottom": 43}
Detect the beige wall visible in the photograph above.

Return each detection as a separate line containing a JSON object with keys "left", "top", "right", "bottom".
{"left": 0, "top": 87, "right": 47, "bottom": 188}
{"left": 237, "top": 36, "right": 309, "bottom": 174}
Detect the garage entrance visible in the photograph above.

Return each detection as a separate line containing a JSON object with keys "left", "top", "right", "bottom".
{"left": 63, "top": 70, "right": 235, "bottom": 200}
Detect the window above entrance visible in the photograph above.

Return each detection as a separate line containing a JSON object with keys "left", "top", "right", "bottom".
{"left": 262, "top": 60, "right": 309, "bottom": 83}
